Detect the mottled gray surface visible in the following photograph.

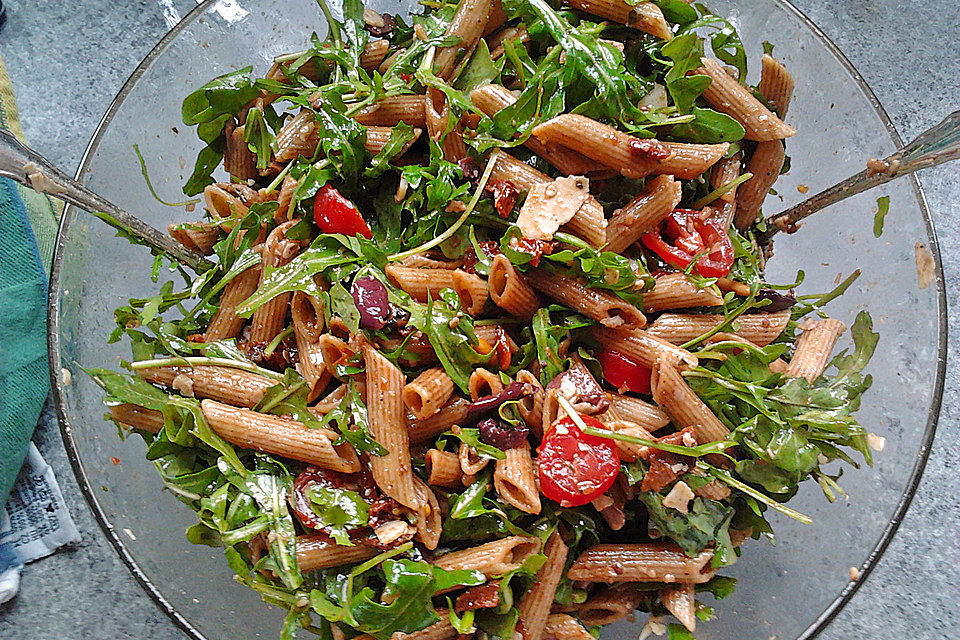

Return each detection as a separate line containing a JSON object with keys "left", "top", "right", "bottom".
{"left": 0, "top": 0, "right": 957, "bottom": 638}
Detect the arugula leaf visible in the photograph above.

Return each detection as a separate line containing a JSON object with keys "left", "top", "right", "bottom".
{"left": 364, "top": 123, "right": 419, "bottom": 178}
{"left": 668, "top": 623, "right": 696, "bottom": 640}
{"left": 304, "top": 484, "right": 369, "bottom": 546}
{"left": 329, "top": 282, "right": 361, "bottom": 333}
{"left": 421, "top": 292, "right": 493, "bottom": 393}
{"left": 255, "top": 369, "right": 325, "bottom": 428}
{"left": 453, "top": 40, "right": 502, "bottom": 93}
{"left": 671, "top": 107, "right": 745, "bottom": 143}
{"left": 873, "top": 195, "right": 890, "bottom": 237}
{"left": 242, "top": 106, "right": 276, "bottom": 170}
{"left": 639, "top": 493, "right": 734, "bottom": 559}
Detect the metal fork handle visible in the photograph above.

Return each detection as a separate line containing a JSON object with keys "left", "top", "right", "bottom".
{"left": 0, "top": 128, "right": 213, "bottom": 273}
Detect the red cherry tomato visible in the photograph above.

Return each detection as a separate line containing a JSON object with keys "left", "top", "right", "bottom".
{"left": 596, "top": 349, "right": 652, "bottom": 394}
{"left": 313, "top": 184, "right": 372, "bottom": 239}
{"left": 641, "top": 209, "right": 734, "bottom": 278}
{"left": 537, "top": 414, "right": 621, "bottom": 507}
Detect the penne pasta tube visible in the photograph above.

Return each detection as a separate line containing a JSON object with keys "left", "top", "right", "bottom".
{"left": 425, "top": 449, "right": 465, "bottom": 489}
{"left": 274, "top": 174, "right": 298, "bottom": 223}
{"left": 651, "top": 355, "right": 728, "bottom": 444}
{"left": 459, "top": 442, "right": 490, "bottom": 476}
{"left": 532, "top": 115, "right": 728, "bottom": 180}
{"left": 169, "top": 221, "right": 219, "bottom": 256}
{"left": 518, "top": 531, "right": 568, "bottom": 640}
{"left": 469, "top": 368, "right": 504, "bottom": 400}
{"left": 757, "top": 53, "right": 795, "bottom": 117}
{"left": 433, "top": 536, "right": 542, "bottom": 577}
{"left": 565, "top": 0, "right": 672, "bottom": 40}
{"left": 488, "top": 152, "right": 606, "bottom": 247}
{"left": 566, "top": 543, "right": 715, "bottom": 583}
{"left": 494, "top": 443, "right": 541, "bottom": 514}
{"left": 425, "top": 87, "right": 468, "bottom": 162}
{"left": 353, "top": 95, "right": 427, "bottom": 127}
{"left": 200, "top": 400, "right": 360, "bottom": 471}
{"left": 434, "top": 0, "right": 491, "bottom": 79}
{"left": 275, "top": 110, "right": 320, "bottom": 162}
{"left": 487, "top": 25, "right": 530, "bottom": 61}
{"left": 660, "top": 584, "right": 697, "bottom": 632}
{"left": 309, "top": 384, "right": 347, "bottom": 417}
{"left": 223, "top": 119, "right": 259, "bottom": 181}
{"left": 393, "top": 609, "right": 458, "bottom": 640}
{"left": 785, "top": 318, "right": 846, "bottom": 382}
{"left": 403, "top": 367, "right": 456, "bottom": 419}
{"left": 641, "top": 273, "right": 724, "bottom": 312}
{"left": 516, "top": 369, "right": 545, "bottom": 438}
{"left": 251, "top": 220, "right": 306, "bottom": 345}
{"left": 489, "top": 255, "right": 541, "bottom": 321}
{"left": 296, "top": 534, "right": 379, "bottom": 571}
{"left": 204, "top": 183, "right": 257, "bottom": 220}
{"left": 318, "top": 334, "right": 357, "bottom": 377}
{"left": 109, "top": 403, "right": 163, "bottom": 434}
{"left": 735, "top": 139, "right": 786, "bottom": 230}
{"left": 591, "top": 326, "right": 698, "bottom": 370}
{"left": 707, "top": 153, "right": 742, "bottom": 231}
{"left": 695, "top": 57, "right": 795, "bottom": 141}
{"left": 204, "top": 261, "right": 262, "bottom": 342}
{"left": 474, "top": 324, "right": 520, "bottom": 357}
{"left": 386, "top": 264, "right": 457, "bottom": 302}
{"left": 646, "top": 309, "right": 791, "bottom": 347}
{"left": 293, "top": 331, "right": 330, "bottom": 403}
{"left": 604, "top": 175, "right": 681, "bottom": 253}
{"left": 138, "top": 365, "right": 275, "bottom": 409}
{"left": 605, "top": 393, "right": 672, "bottom": 432}
{"left": 364, "top": 125, "right": 423, "bottom": 156}
{"left": 544, "top": 615, "right": 593, "bottom": 640}
{"left": 577, "top": 585, "right": 645, "bottom": 627}
{"left": 290, "top": 291, "right": 326, "bottom": 343}
{"left": 524, "top": 269, "right": 646, "bottom": 330}
{"left": 408, "top": 396, "right": 472, "bottom": 444}
{"left": 452, "top": 269, "right": 489, "bottom": 315}
{"left": 400, "top": 254, "right": 461, "bottom": 270}
{"left": 360, "top": 39, "right": 390, "bottom": 70}
{"left": 411, "top": 476, "right": 443, "bottom": 550}
{"left": 364, "top": 346, "right": 424, "bottom": 510}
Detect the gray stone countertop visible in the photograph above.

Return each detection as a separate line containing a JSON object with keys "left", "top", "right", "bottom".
{"left": 0, "top": 0, "right": 957, "bottom": 638}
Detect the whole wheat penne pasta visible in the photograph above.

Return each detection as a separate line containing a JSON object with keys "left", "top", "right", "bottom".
{"left": 577, "top": 585, "right": 645, "bottom": 626}
{"left": 660, "top": 584, "right": 697, "bottom": 632}
{"left": 735, "top": 139, "right": 786, "bottom": 229}
{"left": 565, "top": 0, "right": 672, "bottom": 40}
{"left": 425, "top": 87, "right": 467, "bottom": 162}
{"left": 408, "top": 396, "right": 472, "bottom": 444}
{"left": 109, "top": 403, "right": 164, "bottom": 434}
{"left": 785, "top": 318, "right": 846, "bottom": 382}
{"left": 308, "top": 384, "right": 347, "bottom": 417}
{"left": 651, "top": 355, "right": 728, "bottom": 444}
{"left": 695, "top": 58, "right": 795, "bottom": 141}
{"left": 222, "top": 119, "right": 259, "bottom": 181}
{"left": 591, "top": 326, "right": 698, "bottom": 370}
{"left": 541, "top": 388, "right": 562, "bottom": 431}
{"left": 452, "top": 269, "right": 488, "bottom": 315}
{"left": 204, "top": 183, "right": 256, "bottom": 219}
{"left": 433, "top": 536, "right": 542, "bottom": 577}
{"left": 296, "top": 534, "right": 379, "bottom": 571}
{"left": 400, "top": 254, "right": 462, "bottom": 270}
{"left": 518, "top": 531, "right": 568, "bottom": 640}
{"left": 394, "top": 610, "right": 458, "bottom": 640}
{"left": 605, "top": 393, "right": 672, "bottom": 432}
{"left": 353, "top": 95, "right": 427, "bottom": 127}
{"left": 604, "top": 175, "right": 681, "bottom": 253}
{"left": 364, "top": 125, "right": 422, "bottom": 156}
{"left": 757, "top": 53, "right": 795, "bottom": 116}
{"left": 274, "top": 174, "right": 297, "bottom": 222}
{"left": 434, "top": 0, "right": 491, "bottom": 79}
{"left": 318, "top": 334, "right": 356, "bottom": 377}
{"left": 403, "top": 367, "right": 456, "bottom": 419}
{"left": 488, "top": 153, "right": 606, "bottom": 247}
{"left": 487, "top": 25, "right": 530, "bottom": 61}
{"left": 251, "top": 220, "right": 305, "bottom": 345}
{"left": 567, "top": 543, "right": 715, "bottom": 583}
{"left": 516, "top": 369, "right": 545, "bottom": 438}
{"left": 378, "top": 332, "right": 438, "bottom": 369}
{"left": 642, "top": 273, "right": 724, "bottom": 312}
{"left": 200, "top": 400, "right": 360, "bottom": 471}
{"left": 525, "top": 269, "right": 646, "bottom": 330}
{"left": 290, "top": 291, "right": 326, "bottom": 343}
{"left": 169, "top": 221, "right": 219, "bottom": 256}
{"left": 386, "top": 264, "right": 458, "bottom": 302}
{"left": 363, "top": 346, "right": 424, "bottom": 510}
{"left": 489, "top": 255, "right": 541, "bottom": 320}
{"left": 494, "top": 443, "right": 541, "bottom": 514}
{"left": 469, "top": 368, "right": 504, "bottom": 400}
{"left": 647, "top": 309, "right": 791, "bottom": 347}
{"left": 293, "top": 327, "right": 331, "bottom": 403}
{"left": 138, "top": 365, "right": 275, "bottom": 408}
{"left": 470, "top": 84, "right": 597, "bottom": 175}
{"left": 204, "top": 261, "right": 262, "bottom": 342}
{"left": 459, "top": 442, "right": 490, "bottom": 476}
{"left": 706, "top": 332, "right": 788, "bottom": 374}
{"left": 411, "top": 476, "right": 443, "bottom": 550}
{"left": 275, "top": 110, "right": 320, "bottom": 162}
{"left": 597, "top": 419, "right": 655, "bottom": 462}
{"left": 707, "top": 153, "right": 742, "bottom": 231}
{"left": 544, "top": 615, "right": 593, "bottom": 640}
{"left": 426, "top": 449, "right": 465, "bottom": 489}
{"left": 532, "top": 115, "right": 728, "bottom": 180}
{"left": 474, "top": 324, "right": 520, "bottom": 357}
{"left": 360, "top": 39, "right": 390, "bottom": 70}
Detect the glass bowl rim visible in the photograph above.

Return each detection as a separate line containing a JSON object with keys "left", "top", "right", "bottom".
{"left": 45, "top": 1, "right": 949, "bottom": 639}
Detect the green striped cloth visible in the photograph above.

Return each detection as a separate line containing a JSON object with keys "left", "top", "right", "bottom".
{"left": 0, "top": 53, "right": 61, "bottom": 507}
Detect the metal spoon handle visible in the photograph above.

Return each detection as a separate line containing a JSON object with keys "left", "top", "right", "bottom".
{"left": 0, "top": 128, "right": 213, "bottom": 273}
{"left": 761, "top": 109, "right": 960, "bottom": 242}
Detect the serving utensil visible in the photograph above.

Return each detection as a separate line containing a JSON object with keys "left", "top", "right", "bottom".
{"left": 0, "top": 128, "right": 213, "bottom": 273}
{"left": 759, "top": 109, "right": 960, "bottom": 244}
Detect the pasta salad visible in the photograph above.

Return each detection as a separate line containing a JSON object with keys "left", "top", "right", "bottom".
{"left": 88, "top": 1, "right": 881, "bottom": 639}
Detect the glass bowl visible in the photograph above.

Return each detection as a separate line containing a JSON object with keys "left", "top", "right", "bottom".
{"left": 46, "top": 1, "right": 947, "bottom": 639}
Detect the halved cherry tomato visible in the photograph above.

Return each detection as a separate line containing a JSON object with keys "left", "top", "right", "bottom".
{"left": 596, "top": 349, "right": 651, "bottom": 395}
{"left": 313, "top": 184, "right": 372, "bottom": 239}
{"left": 641, "top": 209, "right": 734, "bottom": 278}
{"left": 537, "top": 414, "right": 621, "bottom": 507}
